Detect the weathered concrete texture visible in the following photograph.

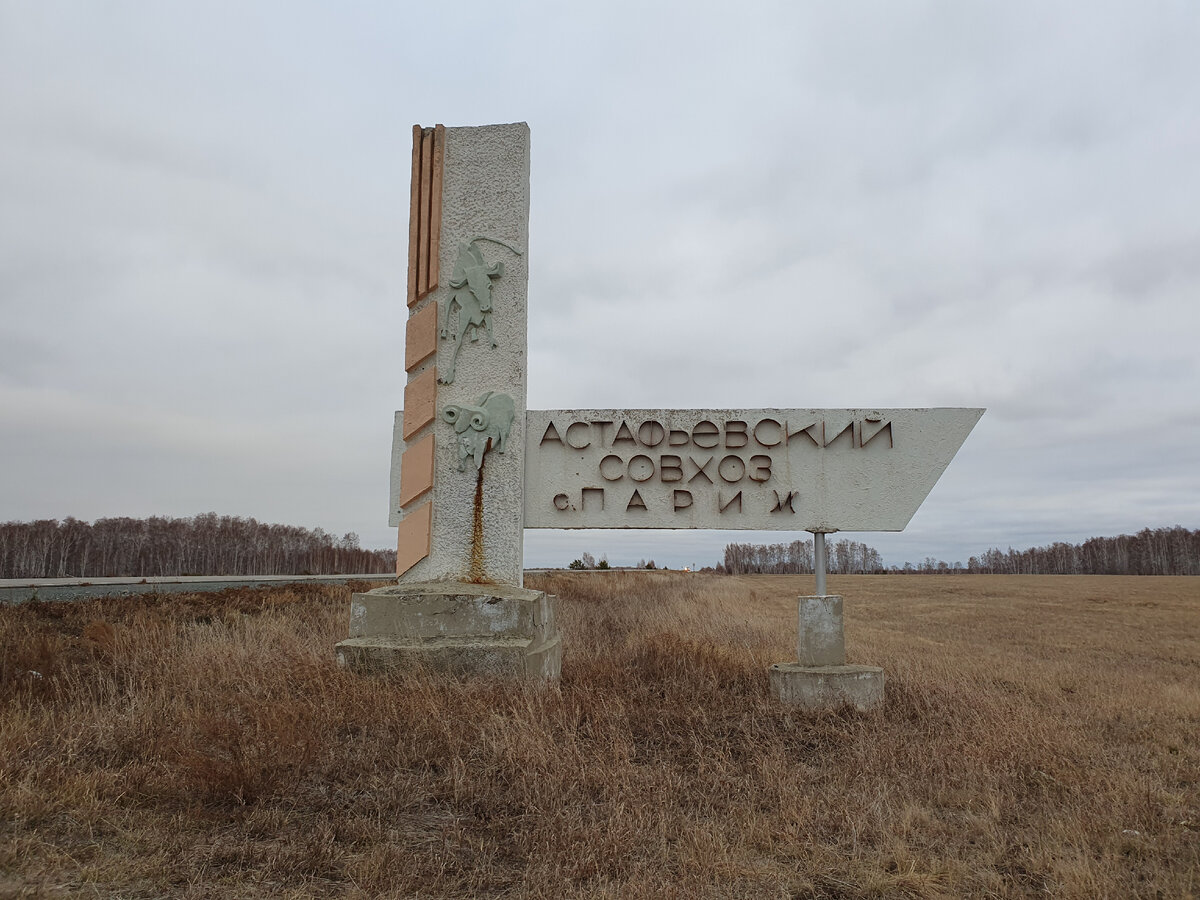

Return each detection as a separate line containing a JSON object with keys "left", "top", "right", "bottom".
{"left": 403, "top": 124, "right": 530, "bottom": 586}
{"left": 335, "top": 581, "right": 559, "bottom": 679}
{"left": 768, "top": 663, "right": 884, "bottom": 711}
{"left": 346, "top": 581, "right": 555, "bottom": 642}
{"left": 798, "top": 595, "right": 844, "bottom": 666}
{"left": 524, "top": 408, "right": 984, "bottom": 531}
{"left": 336, "top": 634, "right": 561, "bottom": 679}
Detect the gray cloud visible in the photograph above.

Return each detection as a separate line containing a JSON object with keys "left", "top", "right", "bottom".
{"left": 2, "top": 2, "right": 1197, "bottom": 569}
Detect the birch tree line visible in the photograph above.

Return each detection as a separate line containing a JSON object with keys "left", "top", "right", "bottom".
{"left": 721, "top": 539, "right": 884, "bottom": 575}
{"left": 721, "top": 526, "right": 1200, "bottom": 576}
{"left": 0, "top": 514, "right": 397, "bottom": 579}
{"left": 960, "top": 527, "right": 1200, "bottom": 576}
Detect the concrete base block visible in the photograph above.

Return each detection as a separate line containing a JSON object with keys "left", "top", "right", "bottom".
{"left": 336, "top": 633, "right": 561, "bottom": 679}
{"left": 768, "top": 663, "right": 884, "bottom": 711}
{"left": 335, "top": 581, "right": 560, "bottom": 680}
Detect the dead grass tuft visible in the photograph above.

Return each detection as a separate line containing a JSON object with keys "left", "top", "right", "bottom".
{"left": 1, "top": 574, "right": 1198, "bottom": 897}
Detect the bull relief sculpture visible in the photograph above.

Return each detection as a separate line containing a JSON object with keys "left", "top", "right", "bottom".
{"left": 442, "top": 392, "right": 516, "bottom": 471}
{"left": 439, "top": 237, "right": 523, "bottom": 385}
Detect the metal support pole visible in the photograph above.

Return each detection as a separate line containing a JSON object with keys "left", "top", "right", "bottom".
{"left": 813, "top": 531, "right": 827, "bottom": 597}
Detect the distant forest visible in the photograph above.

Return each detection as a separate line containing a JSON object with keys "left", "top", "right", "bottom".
{"left": 721, "top": 539, "right": 884, "bottom": 575}
{"left": 720, "top": 526, "right": 1200, "bottom": 576}
{"left": 5, "top": 517, "right": 1195, "bottom": 580}
{"left": 0, "top": 514, "right": 397, "bottom": 579}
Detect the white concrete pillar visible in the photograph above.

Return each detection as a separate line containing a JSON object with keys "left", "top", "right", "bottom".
{"left": 797, "top": 595, "right": 845, "bottom": 666}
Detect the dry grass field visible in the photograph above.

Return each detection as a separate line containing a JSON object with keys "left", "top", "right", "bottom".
{"left": 1, "top": 573, "right": 1198, "bottom": 898}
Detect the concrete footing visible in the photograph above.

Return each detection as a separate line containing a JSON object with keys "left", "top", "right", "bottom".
{"left": 770, "top": 594, "right": 885, "bottom": 711}
{"left": 768, "top": 663, "right": 885, "bottom": 711}
{"left": 335, "top": 581, "right": 561, "bottom": 679}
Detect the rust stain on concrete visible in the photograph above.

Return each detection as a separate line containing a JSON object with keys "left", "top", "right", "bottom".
{"left": 467, "top": 443, "right": 492, "bottom": 583}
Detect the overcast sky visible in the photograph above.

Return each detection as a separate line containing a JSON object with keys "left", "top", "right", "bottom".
{"left": 2, "top": 2, "right": 1197, "bottom": 569}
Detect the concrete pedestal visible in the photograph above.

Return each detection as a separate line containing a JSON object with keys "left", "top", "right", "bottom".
{"left": 797, "top": 595, "right": 845, "bottom": 665}
{"left": 770, "top": 594, "right": 884, "bottom": 711}
{"left": 768, "top": 663, "right": 884, "bottom": 711}
{"left": 335, "top": 581, "right": 560, "bottom": 679}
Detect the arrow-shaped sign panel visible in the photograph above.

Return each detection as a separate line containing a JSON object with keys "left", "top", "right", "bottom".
{"left": 524, "top": 408, "right": 983, "bottom": 531}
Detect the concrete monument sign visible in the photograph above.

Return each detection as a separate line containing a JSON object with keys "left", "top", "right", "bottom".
{"left": 337, "top": 123, "right": 560, "bottom": 679}
{"left": 340, "top": 121, "right": 984, "bottom": 710}
{"left": 525, "top": 408, "right": 983, "bottom": 531}
{"left": 390, "top": 123, "right": 530, "bottom": 586}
